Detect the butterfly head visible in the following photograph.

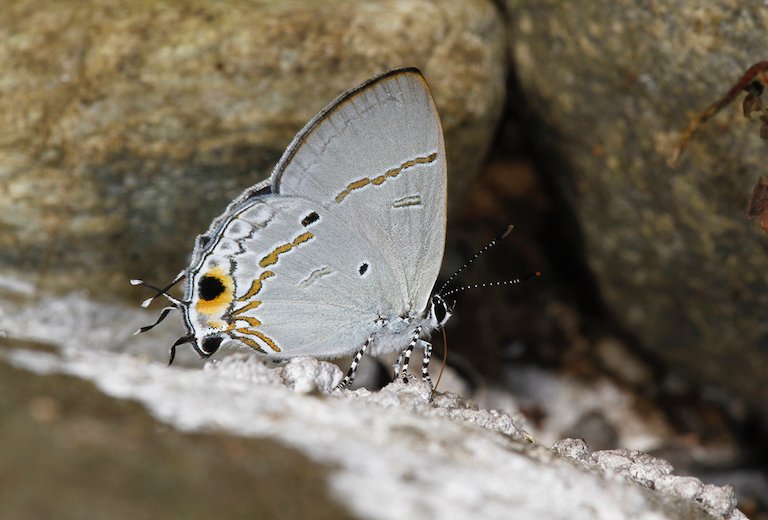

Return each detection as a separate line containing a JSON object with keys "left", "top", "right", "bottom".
{"left": 133, "top": 264, "right": 236, "bottom": 365}
{"left": 195, "top": 334, "right": 224, "bottom": 358}
{"left": 429, "top": 293, "right": 453, "bottom": 330}
{"left": 163, "top": 331, "right": 224, "bottom": 366}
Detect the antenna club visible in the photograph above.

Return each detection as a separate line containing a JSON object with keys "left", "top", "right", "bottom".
{"left": 501, "top": 224, "right": 515, "bottom": 239}
{"left": 441, "top": 269, "right": 541, "bottom": 297}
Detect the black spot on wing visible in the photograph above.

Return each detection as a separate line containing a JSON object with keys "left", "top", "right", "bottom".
{"left": 359, "top": 263, "right": 369, "bottom": 276}
{"left": 198, "top": 275, "right": 225, "bottom": 301}
{"left": 301, "top": 211, "right": 320, "bottom": 227}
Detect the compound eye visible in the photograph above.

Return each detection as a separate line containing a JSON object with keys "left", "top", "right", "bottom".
{"left": 431, "top": 295, "right": 450, "bottom": 326}
{"left": 200, "top": 336, "right": 223, "bottom": 357}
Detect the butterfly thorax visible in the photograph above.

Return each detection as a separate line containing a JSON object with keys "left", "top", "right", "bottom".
{"left": 367, "top": 295, "right": 451, "bottom": 357}
{"left": 367, "top": 311, "right": 431, "bottom": 357}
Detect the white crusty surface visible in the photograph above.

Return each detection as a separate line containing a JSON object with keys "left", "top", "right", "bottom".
{"left": 0, "top": 345, "right": 741, "bottom": 520}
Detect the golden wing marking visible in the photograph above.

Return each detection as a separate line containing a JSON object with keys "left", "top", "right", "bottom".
{"left": 334, "top": 152, "right": 438, "bottom": 203}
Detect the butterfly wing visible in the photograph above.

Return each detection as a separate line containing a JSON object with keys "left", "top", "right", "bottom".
{"left": 183, "top": 68, "right": 446, "bottom": 358}
{"left": 270, "top": 68, "right": 447, "bottom": 315}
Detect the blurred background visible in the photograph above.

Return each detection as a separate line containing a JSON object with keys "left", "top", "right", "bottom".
{"left": 1, "top": 0, "right": 767, "bottom": 518}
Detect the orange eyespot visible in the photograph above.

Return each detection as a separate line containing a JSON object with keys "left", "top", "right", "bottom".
{"left": 195, "top": 267, "right": 234, "bottom": 317}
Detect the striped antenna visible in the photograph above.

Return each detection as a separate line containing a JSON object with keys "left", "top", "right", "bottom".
{"left": 130, "top": 270, "right": 187, "bottom": 307}
{"left": 438, "top": 225, "right": 514, "bottom": 297}
{"left": 441, "top": 271, "right": 541, "bottom": 298}
{"left": 133, "top": 306, "right": 177, "bottom": 335}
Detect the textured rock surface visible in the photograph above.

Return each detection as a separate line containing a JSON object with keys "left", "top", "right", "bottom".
{"left": 0, "top": 0, "right": 506, "bottom": 298}
{"left": 0, "top": 340, "right": 742, "bottom": 520}
{"left": 0, "top": 357, "right": 352, "bottom": 520}
{"left": 553, "top": 439, "right": 745, "bottom": 519}
{"left": 505, "top": 1, "right": 768, "bottom": 415}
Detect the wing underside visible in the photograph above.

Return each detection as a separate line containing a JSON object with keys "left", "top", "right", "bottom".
{"left": 183, "top": 69, "right": 447, "bottom": 357}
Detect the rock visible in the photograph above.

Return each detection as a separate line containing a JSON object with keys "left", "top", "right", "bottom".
{"left": 0, "top": 351, "right": 356, "bottom": 520}
{"left": 556, "top": 441, "right": 739, "bottom": 518}
{"left": 279, "top": 356, "right": 342, "bottom": 394}
{"left": 697, "top": 484, "right": 737, "bottom": 517}
{"left": 552, "top": 437, "right": 591, "bottom": 462}
{"left": 0, "top": 340, "right": 744, "bottom": 519}
{"left": 0, "top": 0, "right": 506, "bottom": 299}
{"left": 657, "top": 475, "right": 705, "bottom": 502}
{"left": 505, "top": 1, "right": 768, "bottom": 416}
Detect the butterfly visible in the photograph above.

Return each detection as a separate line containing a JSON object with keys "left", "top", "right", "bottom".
{"left": 134, "top": 68, "right": 453, "bottom": 390}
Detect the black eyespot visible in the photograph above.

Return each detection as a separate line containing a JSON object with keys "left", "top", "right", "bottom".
{"left": 358, "top": 263, "right": 369, "bottom": 276}
{"left": 201, "top": 336, "right": 223, "bottom": 356}
{"left": 301, "top": 211, "right": 320, "bottom": 227}
{"left": 198, "top": 275, "right": 225, "bottom": 301}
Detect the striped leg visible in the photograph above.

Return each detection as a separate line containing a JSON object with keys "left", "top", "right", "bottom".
{"left": 335, "top": 336, "right": 372, "bottom": 390}
{"left": 394, "top": 350, "right": 406, "bottom": 380}
{"left": 399, "top": 326, "right": 422, "bottom": 384}
{"left": 421, "top": 340, "right": 433, "bottom": 390}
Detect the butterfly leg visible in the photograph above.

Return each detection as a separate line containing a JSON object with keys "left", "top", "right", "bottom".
{"left": 420, "top": 340, "right": 433, "bottom": 390}
{"left": 335, "top": 335, "right": 372, "bottom": 390}
{"left": 394, "top": 350, "right": 406, "bottom": 380}
{"left": 398, "top": 326, "right": 422, "bottom": 384}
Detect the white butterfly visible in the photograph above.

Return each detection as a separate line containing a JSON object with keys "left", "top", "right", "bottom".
{"left": 134, "top": 68, "right": 452, "bottom": 389}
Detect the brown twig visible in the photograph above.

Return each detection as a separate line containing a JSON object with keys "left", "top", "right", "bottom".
{"left": 669, "top": 61, "right": 768, "bottom": 167}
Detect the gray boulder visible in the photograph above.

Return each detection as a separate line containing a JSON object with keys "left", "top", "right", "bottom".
{"left": 505, "top": 0, "right": 768, "bottom": 416}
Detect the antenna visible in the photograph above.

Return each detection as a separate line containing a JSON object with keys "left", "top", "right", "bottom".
{"left": 441, "top": 271, "right": 541, "bottom": 298}
{"left": 438, "top": 225, "right": 515, "bottom": 296}
{"left": 132, "top": 271, "right": 188, "bottom": 339}
{"left": 133, "top": 306, "right": 177, "bottom": 335}
{"left": 130, "top": 270, "right": 187, "bottom": 308}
